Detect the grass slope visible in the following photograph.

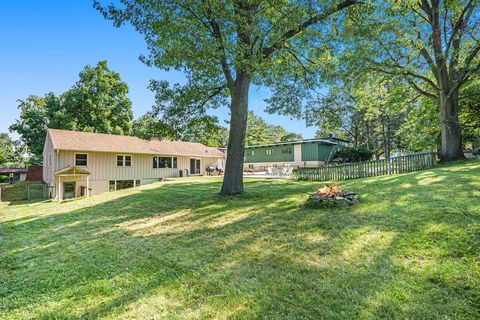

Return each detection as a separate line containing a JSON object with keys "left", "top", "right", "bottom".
{"left": 0, "top": 161, "right": 479, "bottom": 319}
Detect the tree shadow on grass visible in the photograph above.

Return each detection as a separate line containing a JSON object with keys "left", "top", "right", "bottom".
{"left": 1, "top": 163, "right": 479, "bottom": 319}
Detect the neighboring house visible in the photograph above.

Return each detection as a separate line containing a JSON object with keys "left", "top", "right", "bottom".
{"left": 43, "top": 129, "right": 225, "bottom": 200}
{"left": 244, "top": 135, "right": 349, "bottom": 171}
{"left": 0, "top": 168, "right": 28, "bottom": 183}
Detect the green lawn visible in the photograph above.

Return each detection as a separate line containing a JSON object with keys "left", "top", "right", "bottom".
{"left": 1, "top": 161, "right": 479, "bottom": 319}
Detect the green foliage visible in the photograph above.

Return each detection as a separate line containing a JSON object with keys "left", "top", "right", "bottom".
{"left": 9, "top": 96, "right": 49, "bottom": 158}
{"left": 132, "top": 79, "right": 298, "bottom": 147}
{"left": 10, "top": 61, "right": 133, "bottom": 158}
{"left": 0, "top": 133, "right": 15, "bottom": 166}
{"left": 399, "top": 97, "right": 441, "bottom": 151}
{"left": 341, "top": 1, "right": 480, "bottom": 160}
{"left": 131, "top": 80, "right": 228, "bottom": 147}
{"left": 133, "top": 114, "right": 228, "bottom": 147}
{"left": 94, "top": 0, "right": 360, "bottom": 193}
{"left": 304, "top": 74, "right": 413, "bottom": 157}
{"left": 334, "top": 146, "right": 373, "bottom": 163}
{"left": 0, "top": 133, "right": 27, "bottom": 167}
{"left": 245, "top": 111, "right": 300, "bottom": 146}
{"left": 460, "top": 78, "right": 480, "bottom": 149}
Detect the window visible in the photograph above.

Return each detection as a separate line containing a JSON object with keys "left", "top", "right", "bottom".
{"left": 250, "top": 150, "right": 255, "bottom": 156}
{"left": 159, "top": 157, "right": 172, "bottom": 168}
{"left": 282, "top": 148, "right": 292, "bottom": 154}
{"left": 266, "top": 149, "right": 273, "bottom": 155}
{"left": 117, "top": 155, "right": 132, "bottom": 167}
{"left": 116, "top": 180, "right": 134, "bottom": 190}
{"left": 110, "top": 180, "right": 139, "bottom": 192}
{"left": 75, "top": 153, "right": 88, "bottom": 166}
{"left": 153, "top": 156, "right": 177, "bottom": 168}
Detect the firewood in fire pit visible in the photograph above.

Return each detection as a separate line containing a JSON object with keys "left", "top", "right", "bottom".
{"left": 304, "top": 185, "right": 359, "bottom": 208}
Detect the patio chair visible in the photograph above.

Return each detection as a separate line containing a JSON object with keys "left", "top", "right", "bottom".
{"left": 271, "top": 167, "right": 280, "bottom": 176}
{"left": 266, "top": 167, "right": 273, "bottom": 176}
{"left": 284, "top": 167, "right": 293, "bottom": 178}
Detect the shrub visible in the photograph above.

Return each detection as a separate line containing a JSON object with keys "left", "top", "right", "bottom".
{"left": 334, "top": 147, "right": 373, "bottom": 163}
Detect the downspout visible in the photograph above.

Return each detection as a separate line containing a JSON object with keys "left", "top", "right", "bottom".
{"left": 56, "top": 149, "right": 59, "bottom": 200}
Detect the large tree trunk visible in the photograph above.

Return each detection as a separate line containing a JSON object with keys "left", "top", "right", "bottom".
{"left": 220, "top": 76, "right": 250, "bottom": 195}
{"left": 439, "top": 92, "right": 464, "bottom": 162}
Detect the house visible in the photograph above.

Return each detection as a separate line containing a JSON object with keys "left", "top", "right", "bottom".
{"left": 244, "top": 136, "right": 349, "bottom": 171}
{"left": 43, "top": 129, "right": 225, "bottom": 200}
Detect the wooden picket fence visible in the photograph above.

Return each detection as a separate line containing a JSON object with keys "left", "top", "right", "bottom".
{"left": 294, "top": 152, "right": 435, "bottom": 181}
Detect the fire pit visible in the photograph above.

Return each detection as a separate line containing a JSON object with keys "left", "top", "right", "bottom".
{"left": 304, "top": 185, "right": 359, "bottom": 208}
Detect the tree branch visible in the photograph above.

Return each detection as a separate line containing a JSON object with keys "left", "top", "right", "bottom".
{"left": 198, "top": 84, "right": 228, "bottom": 109}
{"left": 452, "top": 41, "right": 480, "bottom": 95}
{"left": 366, "top": 58, "right": 439, "bottom": 91}
{"left": 204, "top": 3, "right": 235, "bottom": 89}
{"left": 262, "top": 0, "right": 360, "bottom": 58}
{"left": 445, "top": 0, "right": 475, "bottom": 56}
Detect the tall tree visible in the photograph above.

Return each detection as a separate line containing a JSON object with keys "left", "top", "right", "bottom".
{"left": 0, "top": 133, "right": 27, "bottom": 167}
{"left": 0, "top": 133, "right": 15, "bottom": 166}
{"left": 245, "top": 111, "right": 300, "bottom": 145}
{"left": 94, "top": 0, "right": 360, "bottom": 195}
{"left": 349, "top": 0, "right": 480, "bottom": 161}
{"left": 49, "top": 60, "right": 133, "bottom": 134}
{"left": 307, "top": 74, "right": 413, "bottom": 158}
{"left": 10, "top": 61, "right": 134, "bottom": 158}
{"left": 9, "top": 95, "right": 50, "bottom": 158}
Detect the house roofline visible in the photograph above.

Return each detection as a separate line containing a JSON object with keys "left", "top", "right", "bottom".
{"left": 245, "top": 139, "right": 338, "bottom": 149}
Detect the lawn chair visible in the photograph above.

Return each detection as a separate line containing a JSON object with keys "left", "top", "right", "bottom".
{"left": 284, "top": 167, "right": 293, "bottom": 178}
{"left": 266, "top": 167, "right": 273, "bottom": 176}
{"left": 271, "top": 167, "right": 280, "bottom": 177}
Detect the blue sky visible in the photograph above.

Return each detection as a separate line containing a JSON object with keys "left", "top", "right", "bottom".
{"left": 0, "top": 0, "right": 317, "bottom": 139}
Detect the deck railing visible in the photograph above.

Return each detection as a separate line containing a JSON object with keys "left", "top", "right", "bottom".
{"left": 294, "top": 152, "right": 435, "bottom": 181}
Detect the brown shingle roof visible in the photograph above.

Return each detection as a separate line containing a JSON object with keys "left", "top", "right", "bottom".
{"left": 48, "top": 129, "right": 224, "bottom": 158}
{"left": 0, "top": 168, "right": 28, "bottom": 174}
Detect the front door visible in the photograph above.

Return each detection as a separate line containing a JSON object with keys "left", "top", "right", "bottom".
{"left": 63, "top": 182, "right": 76, "bottom": 199}
{"left": 190, "top": 159, "right": 201, "bottom": 175}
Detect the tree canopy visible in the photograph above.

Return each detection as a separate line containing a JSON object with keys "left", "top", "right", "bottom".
{"left": 344, "top": 0, "right": 480, "bottom": 161}
{"left": 0, "top": 133, "right": 26, "bottom": 167}
{"left": 245, "top": 111, "right": 301, "bottom": 146}
{"left": 10, "top": 61, "right": 133, "bottom": 158}
{"left": 95, "top": 0, "right": 360, "bottom": 194}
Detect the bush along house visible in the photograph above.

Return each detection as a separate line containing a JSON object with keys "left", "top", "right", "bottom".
{"left": 243, "top": 135, "right": 349, "bottom": 172}
{"left": 43, "top": 129, "right": 225, "bottom": 200}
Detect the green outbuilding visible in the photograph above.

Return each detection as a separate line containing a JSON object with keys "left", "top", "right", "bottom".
{"left": 244, "top": 136, "right": 348, "bottom": 171}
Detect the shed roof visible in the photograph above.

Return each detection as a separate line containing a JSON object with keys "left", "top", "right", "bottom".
{"left": 47, "top": 129, "right": 224, "bottom": 158}
{"left": 0, "top": 168, "right": 28, "bottom": 174}
{"left": 245, "top": 138, "right": 337, "bottom": 149}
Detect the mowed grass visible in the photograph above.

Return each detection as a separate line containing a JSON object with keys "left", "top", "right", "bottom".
{"left": 0, "top": 161, "right": 479, "bottom": 319}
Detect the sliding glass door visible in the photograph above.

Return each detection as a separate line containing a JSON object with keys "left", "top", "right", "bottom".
{"left": 190, "top": 158, "right": 201, "bottom": 175}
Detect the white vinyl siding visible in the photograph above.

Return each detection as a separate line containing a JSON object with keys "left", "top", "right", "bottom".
{"left": 56, "top": 151, "right": 219, "bottom": 181}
